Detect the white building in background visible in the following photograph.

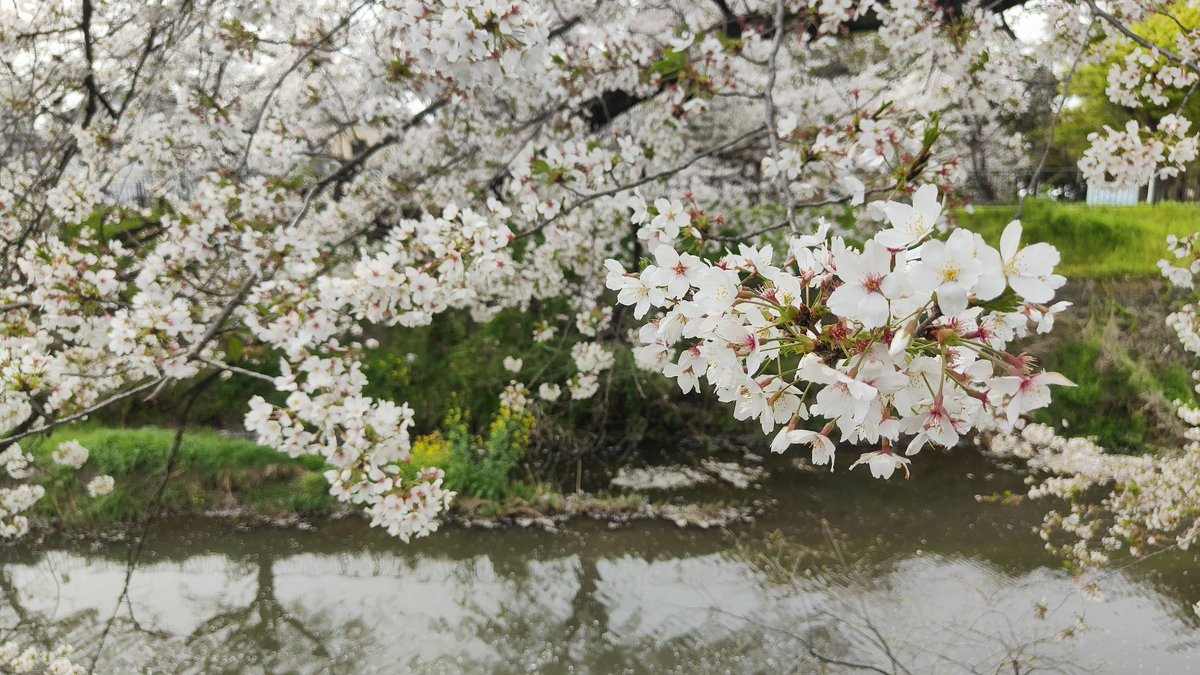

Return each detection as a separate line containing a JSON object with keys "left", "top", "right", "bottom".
{"left": 1085, "top": 174, "right": 1160, "bottom": 206}
{"left": 1085, "top": 181, "right": 1140, "bottom": 206}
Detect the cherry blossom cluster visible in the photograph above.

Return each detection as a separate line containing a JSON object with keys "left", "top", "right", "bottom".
{"left": 1078, "top": 117, "right": 1199, "bottom": 188}
{"left": 0, "top": 438, "right": 111, "bottom": 538}
{"left": 500, "top": 336, "right": 615, "bottom": 409}
{"left": 1161, "top": 231, "right": 1200, "bottom": 389}
{"left": 987, "top": 421, "right": 1200, "bottom": 569}
{"left": 0, "top": 641, "right": 84, "bottom": 675}
{"left": 1105, "top": 48, "right": 1198, "bottom": 108}
{"left": 51, "top": 440, "right": 89, "bottom": 469}
{"left": 1163, "top": 234, "right": 1200, "bottom": 356}
{"left": 1077, "top": 1, "right": 1200, "bottom": 188}
{"left": 0, "top": 442, "right": 39, "bottom": 538}
{"left": 243, "top": 357, "right": 455, "bottom": 543}
{"left": 0, "top": 480, "right": 45, "bottom": 539}
{"left": 609, "top": 185, "right": 1073, "bottom": 477}
{"left": 568, "top": 342, "right": 615, "bottom": 400}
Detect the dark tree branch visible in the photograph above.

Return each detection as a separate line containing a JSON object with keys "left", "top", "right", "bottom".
{"left": 80, "top": 0, "right": 117, "bottom": 127}
{"left": 710, "top": 0, "right": 742, "bottom": 38}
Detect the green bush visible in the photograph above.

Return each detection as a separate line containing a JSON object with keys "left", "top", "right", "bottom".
{"left": 436, "top": 405, "right": 534, "bottom": 501}
{"left": 358, "top": 306, "right": 752, "bottom": 471}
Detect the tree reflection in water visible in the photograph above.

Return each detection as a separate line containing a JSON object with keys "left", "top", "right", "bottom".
{"left": 180, "top": 554, "right": 349, "bottom": 673}
{"left": 1, "top": 451, "right": 1198, "bottom": 673}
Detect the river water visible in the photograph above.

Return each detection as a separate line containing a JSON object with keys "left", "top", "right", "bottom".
{"left": 2, "top": 451, "right": 1198, "bottom": 673}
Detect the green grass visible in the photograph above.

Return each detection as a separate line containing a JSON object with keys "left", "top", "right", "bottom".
{"left": 27, "top": 426, "right": 336, "bottom": 529}
{"left": 957, "top": 200, "right": 1200, "bottom": 278}
{"left": 1035, "top": 336, "right": 1189, "bottom": 451}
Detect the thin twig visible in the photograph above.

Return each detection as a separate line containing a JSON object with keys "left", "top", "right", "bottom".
{"left": 1016, "top": 19, "right": 1095, "bottom": 220}
{"left": 514, "top": 125, "right": 767, "bottom": 240}
{"left": 199, "top": 357, "right": 275, "bottom": 383}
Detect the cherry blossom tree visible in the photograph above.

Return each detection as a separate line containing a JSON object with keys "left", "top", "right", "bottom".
{"left": 0, "top": 0, "right": 1182, "bottom": 552}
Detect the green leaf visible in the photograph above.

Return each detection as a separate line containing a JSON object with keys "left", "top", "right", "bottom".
{"left": 976, "top": 289, "right": 1021, "bottom": 314}
{"left": 227, "top": 336, "right": 244, "bottom": 363}
{"left": 649, "top": 48, "right": 688, "bottom": 79}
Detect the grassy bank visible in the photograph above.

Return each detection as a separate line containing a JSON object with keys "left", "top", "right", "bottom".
{"left": 957, "top": 200, "right": 1200, "bottom": 278}
{"left": 26, "top": 408, "right": 649, "bottom": 531}
{"left": 958, "top": 202, "right": 1200, "bottom": 450}
{"left": 29, "top": 427, "right": 336, "bottom": 529}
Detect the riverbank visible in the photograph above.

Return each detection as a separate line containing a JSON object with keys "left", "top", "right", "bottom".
{"left": 24, "top": 424, "right": 781, "bottom": 536}
{"left": 28, "top": 426, "right": 335, "bottom": 532}
{"left": 1020, "top": 277, "right": 1195, "bottom": 452}
{"left": 954, "top": 201, "right": 1200, "bottom": 449}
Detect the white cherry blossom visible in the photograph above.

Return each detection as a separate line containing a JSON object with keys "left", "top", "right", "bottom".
{"left": 876, "top": 184, "right": 943, "bottom": 249}
{"left": 827, "top": 240, "right": 911, "bottom": 328}
{"left": 999, "top": 221, "right": 1062, "bottom": 303}
{"left": 849, "top": 450, "right": 912, "bottom": 479}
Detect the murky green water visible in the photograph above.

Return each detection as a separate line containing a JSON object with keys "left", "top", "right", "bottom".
{"left": 3, "top": 451, "right": 1198, "bottom": 673}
